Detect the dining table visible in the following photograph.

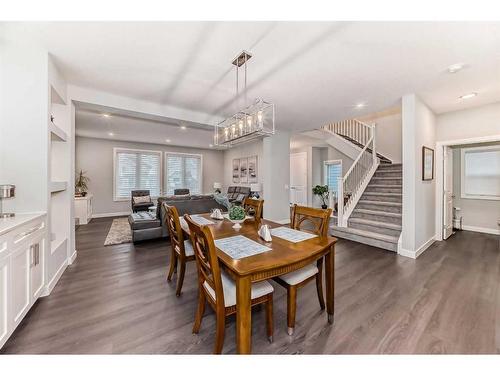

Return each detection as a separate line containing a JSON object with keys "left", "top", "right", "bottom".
{"left": 180, "top": 213, "right": 337, "bottom": 354}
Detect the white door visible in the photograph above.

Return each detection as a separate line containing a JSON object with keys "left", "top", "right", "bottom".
{"left": 443, "top": 146, "right": 454, "bottom": 239}
{"left": 290, "top": 152, "right": 308, "bottom": 206}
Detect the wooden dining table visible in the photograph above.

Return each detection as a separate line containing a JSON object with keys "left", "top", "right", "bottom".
{"left": 181, "top": 213, "right": 337, "bottom": 354}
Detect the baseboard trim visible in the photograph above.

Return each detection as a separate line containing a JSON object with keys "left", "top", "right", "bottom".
{"left": 68, "top": 251, "right": 77, "bottom": 265}
{"left": 415, "top": 236, "right": 436, "bottom": 258}
{"left": 92, "top": 211, "right": 130, "bottom": 218}
{"left": 462, "top": 225, "right": 500, "bottom": 235}
{"left": 43, "top": 259, "right": 68, "bottom": 296}
{"left": 398, "top": 236, "right": 435, "bottom": 259}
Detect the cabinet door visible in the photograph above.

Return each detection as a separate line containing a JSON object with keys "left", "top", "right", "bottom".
{"left": 30, "top": 238, "right": 45, "bottom": 301}
{"left": 11, "top": 246, "right": 31, "bottom": 326}
{"left": 0, "top": 257, "right": 9, "bottom": 348}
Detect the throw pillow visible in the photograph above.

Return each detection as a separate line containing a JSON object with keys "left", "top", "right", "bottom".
{"left": 133, "top": 195, "right": 151, "bottom": 204}
{"left": 236, "top": 193, "right": 246, "bottom": 202}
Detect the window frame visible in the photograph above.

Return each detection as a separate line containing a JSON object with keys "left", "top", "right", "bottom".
{"left": 460, "top": 145, "right": 500, "bottom": 201}
{"left": 323, "top": 159, "right": 343, "bottom": 194}
{"left": 113, "top": 147, "right": 163, "bottom": 202}
{"left": 164, "top": 151, "right": 204, "bottom": 196}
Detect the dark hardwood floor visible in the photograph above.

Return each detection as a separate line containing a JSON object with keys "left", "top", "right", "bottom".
{"left": 2, "top": 217, "right": 499, "bottom": 354}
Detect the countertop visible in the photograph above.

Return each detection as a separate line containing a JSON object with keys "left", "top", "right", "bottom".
{"left": 0, "top": 212, "right": 46, "bottom": 236}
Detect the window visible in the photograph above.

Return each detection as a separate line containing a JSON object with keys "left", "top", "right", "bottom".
{"left": 324, "top": 160, "right": 342, "bottom": 196}
{"left": 113, "top": 148, "right": 162, "bottom": 200}
{"left": 461, "top": 145, "right": 500, "bottom": 200}
{"left": 165, "top": 152, "right": 202, "bottom": 195}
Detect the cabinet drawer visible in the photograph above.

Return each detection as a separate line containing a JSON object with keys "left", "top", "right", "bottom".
{"left": 12, "top": 220, "right": 46, "bottom": 250}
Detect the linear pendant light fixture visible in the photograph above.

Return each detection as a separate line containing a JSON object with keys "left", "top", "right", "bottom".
{"left": 214, "top": 50, "right": 275, "bottom": 147}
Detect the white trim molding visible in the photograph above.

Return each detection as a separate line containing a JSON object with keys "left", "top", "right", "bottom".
{"left": 399, "top": 236, "right": 436, "bottom": 259}
{"left": 462, "top": 225, "right": 500, "bottom": 236}
{"left": 68, "top": 251, "right": 77, "bottom": 265}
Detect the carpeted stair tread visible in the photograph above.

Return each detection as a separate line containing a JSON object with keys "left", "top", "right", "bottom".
{"left": 353, "top": 209, "right": 402, "bottom": 218}
{"left": 348, "top": 217, "right": 402, "bottom": 231}
{"left": 331, "top": 225, "right": 399, "bottom": 244}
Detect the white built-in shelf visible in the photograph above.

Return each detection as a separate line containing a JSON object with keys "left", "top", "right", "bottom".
{"left": 51, "top": 237, "right": 67, "bottom": 254}
{"left": 49, "top": 121, "right": 68, "bottom": 142}
{"left": 50, "top": 181, "right": 68, "bottom": 193}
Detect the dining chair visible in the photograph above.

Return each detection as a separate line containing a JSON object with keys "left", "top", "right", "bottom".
{"left": 274, "top": 204, "right": 332, "bottom": 335}
{"left": 184, "top": 214, "right": 274, "bottom": 354}
{"left": 243, "top": 197, "right": 264, "bottom": 224}
{"left": 163, "top": 203, "right": 196, "bottom": 296}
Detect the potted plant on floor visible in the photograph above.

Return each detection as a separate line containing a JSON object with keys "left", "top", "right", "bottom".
{"left": 75, "top": 170, "right": 90, "bottom": 197}
{"left": 312, "top": 185, "right": 329, "bottom": 209}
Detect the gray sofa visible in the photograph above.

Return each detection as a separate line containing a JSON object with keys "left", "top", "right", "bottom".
{"left": 128, "top": 194, "right": 227, "bottom": 243}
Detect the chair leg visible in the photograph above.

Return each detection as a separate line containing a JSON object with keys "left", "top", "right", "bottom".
{"left": 316, "top": 258, "right": 325, "bottom": 310}
{"left": 214, "top": 310, "right": 226, "bottom": 354}
{"left": 167, "top": 248, "right": 177, "bottom": 281}
{"left": 192, "top": 290, "right": 206, "bottom": 334}
{"left": 287, "top": 286, "right": 297, "bottom": 335}
{"left": 175, "top": 259, "right": 186, "bottom": 296}
{"left": 265, "top": 296, "right": 274, "bottom": 343}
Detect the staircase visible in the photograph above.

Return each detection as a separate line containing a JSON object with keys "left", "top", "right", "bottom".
{"left": 331, "top": 163, "right": 402, "bottom": 251}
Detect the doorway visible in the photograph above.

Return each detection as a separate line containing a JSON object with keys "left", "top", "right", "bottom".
{"left": 435, "top": 135, "right": 500, "bottom": 241}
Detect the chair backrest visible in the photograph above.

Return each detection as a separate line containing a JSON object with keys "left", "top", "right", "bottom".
{"left": 174, "top": 188, "right": 190, "bottom": 196}
{"left": 290, "top": 204, "right": 332, "bottom": 238}
{"left": 163, "top": 203, "right": 186, "bottom": 256}
{"left": 243, "top": 198, "right": 264, "bottom": 223}
{"left": 132, "top": 190, "right": 150, "bottom": 198}
{"left": 184, "top": 214, "right": 225, "bottom": 308}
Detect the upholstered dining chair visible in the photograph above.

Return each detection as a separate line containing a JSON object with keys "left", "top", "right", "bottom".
{"left": 274, "top": 204, "right": 332, "bottom": 335}
{"left": 163, "top": 203, "right": 195, "bottom": 296}
{"left": 243, "top": 197, "right": 264, "bottom": 224}
{"left": 184, "top": 214, "right": 274, "bottom": 354}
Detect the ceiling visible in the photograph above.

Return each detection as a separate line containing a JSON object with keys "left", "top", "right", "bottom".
{"left": 75, "top": 104, "right": 216, "bottom": 149}
{"left": 9, "top": 22, "right": 500, "bottom": 136}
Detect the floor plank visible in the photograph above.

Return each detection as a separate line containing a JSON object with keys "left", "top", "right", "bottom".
{"left": 1, "top": 218, "right": 499, "bottom": 354}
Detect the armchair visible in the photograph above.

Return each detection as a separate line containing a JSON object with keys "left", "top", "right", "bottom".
{"left": 131, "top": 190, "right": 152, "bottom": 212}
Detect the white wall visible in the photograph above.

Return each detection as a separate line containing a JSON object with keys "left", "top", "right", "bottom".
{"left": 401, "top": 94, "right": 436, "bottom": 258}
{"left": 262, "top": 131, "right": 291, "bottom": 222}
{"left": 452, "top": 146, "right": 500, "bottom": 234}
{"left": 436, "top": 102, "right": 500, "bottom": 142}
{"left": 76, "top": 136, "right": 225, "bottom": 215}
{"left": 359, "top": 108, "right": 402, "bottom": 164}
{"left": 0, "top": 30, "right": 48, "bottom": 213}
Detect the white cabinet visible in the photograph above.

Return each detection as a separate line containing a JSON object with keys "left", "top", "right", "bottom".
{"left": 10, "top": 245, "right": 30, "bottom": 326}
{"left": 0, "top": 257, "right": 9, "bottom": 348}
{"left": 74, "top": 194, "right": 93, "bottom": 225}
{"left": 30, "top": 236, "right": 45, "bottom": 301}
{"left": 0, "top": 213, "right": 47, "bottom": 349}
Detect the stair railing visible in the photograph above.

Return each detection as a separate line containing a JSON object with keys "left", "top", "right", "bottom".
{"left": 323, "top": 119, "right": 373, "bottom": 148}
{"left": 330, "top": 121, "right": 378, "bottom": 227}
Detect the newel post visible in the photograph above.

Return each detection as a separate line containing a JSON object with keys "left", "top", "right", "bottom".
{"left": 337, "top": 176, "right": 344, "bottom": 227}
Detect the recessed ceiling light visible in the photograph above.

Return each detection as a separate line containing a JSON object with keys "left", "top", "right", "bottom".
{"left": 108, "top": 132, "right": 114, "bottom": 136}
{"left": 102, "top": 113, "right": 110, "bottom": 118}
{"left": 355, "top": 103, "right": 366, "bottom": 109}
{"left": 447, "top": 63, "right": 465, "bottom": 74}
{"left": 165, "top": 139, "right": 171, "bottom": 143}
{"left": 459, "top": 92, "right": 478, "bottom": 100}
{"left": 180, "top": 125, "right": 187, "bottom": 130}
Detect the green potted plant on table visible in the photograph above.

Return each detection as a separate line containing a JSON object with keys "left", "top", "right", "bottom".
{"left": 75, "top": 170, "right": 90, "bottom": 197}
{"left": 312, "top": 185, "right": 329, "bottom": 209}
